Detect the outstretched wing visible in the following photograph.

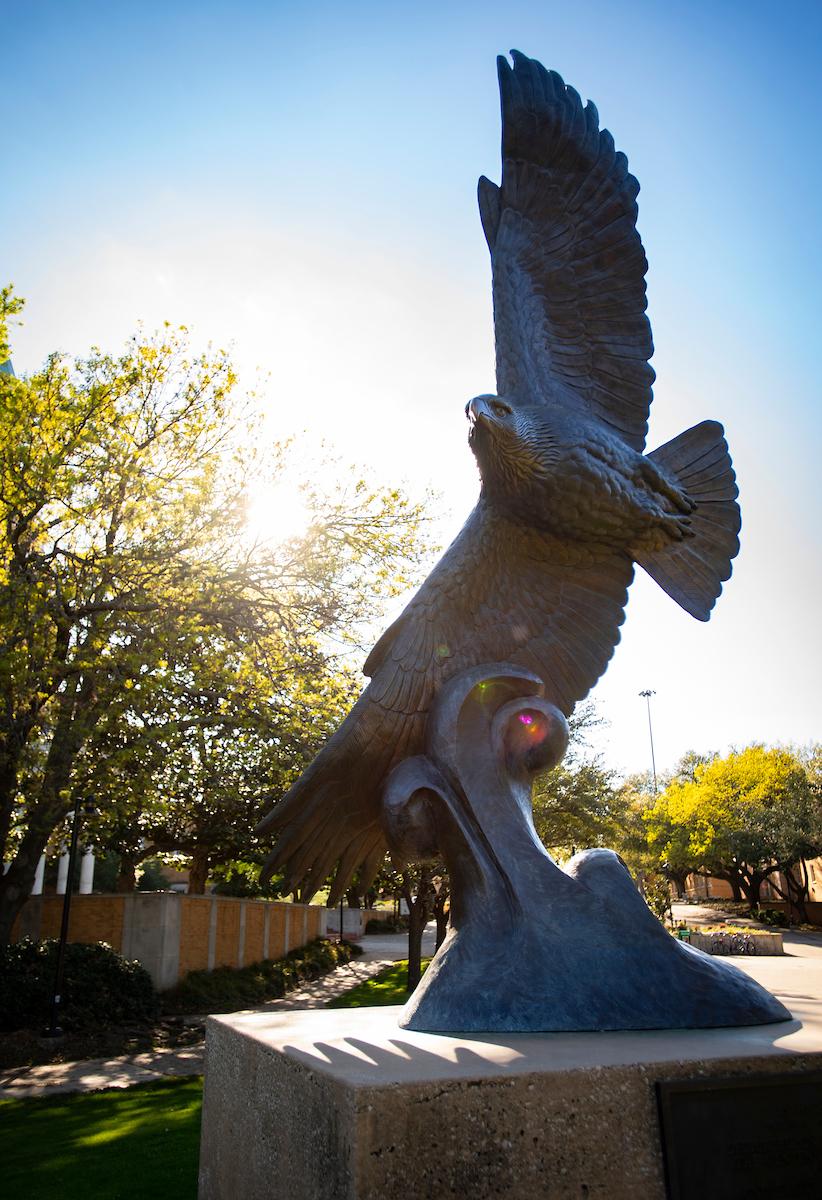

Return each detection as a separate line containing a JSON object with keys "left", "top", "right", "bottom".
{"left": 479, "top": 50, "right": 654, "bottom": 451}
{"left": 260, "top": 504, "right": 633, "bottom": 900}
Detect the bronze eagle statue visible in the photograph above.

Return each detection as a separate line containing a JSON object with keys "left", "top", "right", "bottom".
{"left": 258, "top": 51, "right": 740, "bottom": 901}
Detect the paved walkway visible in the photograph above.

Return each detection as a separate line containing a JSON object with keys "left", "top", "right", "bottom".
{"left": 671, "top": 901, "right": 768, "bottom": 927}
{"left": 0, "top": 926, "right": 436, "bottom": 1100}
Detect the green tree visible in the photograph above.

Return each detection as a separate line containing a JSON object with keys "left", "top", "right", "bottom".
{"left": 74, "top": 622, "right": 358, "bottom": 893}
{"left": 532, "top": 760, "right": 622, "bottom": 857}
{"left": 0, "top": 293, "right": 430, "bottom": 941}
{"left": 643, "top": 745, "right": 821, "bottom": 910}
{"left": 531, "top": 703, "right": 625, "bottom": 859}
{"left": 619, "top": 752, "right": 719, "bottom": 897}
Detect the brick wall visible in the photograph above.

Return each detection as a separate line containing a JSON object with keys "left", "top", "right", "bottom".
{"left": 178, "top": 898, "right": 212, "bottom": 977}
{"left": 243, "top": 903, "right": 265, "bottom": 966}
{"left": 15, "top": 894, "right": 128, "bottom": 950}
{"left": 13, "top": 893, "right": 328, "bottom": 989}
{"left": 361, "top": 908, "right": 391, "bottom": 926}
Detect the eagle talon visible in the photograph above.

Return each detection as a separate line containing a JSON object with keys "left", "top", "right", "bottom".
{"left": 640, "top": 459, "right": 694, "bottom": 514}
{"left": 658, "top": 513, "right": 695, "bottom": 541}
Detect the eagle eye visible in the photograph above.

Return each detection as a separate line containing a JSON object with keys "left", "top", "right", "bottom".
{"left": 491, "top": 400, "right": 512, "bottom": 417}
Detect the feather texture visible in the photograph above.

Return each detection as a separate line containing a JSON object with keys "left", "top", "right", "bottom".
{"left": 487, "top": 51, "right": 654, "bottom": 450}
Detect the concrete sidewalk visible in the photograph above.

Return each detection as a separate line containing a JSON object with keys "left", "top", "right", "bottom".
{"left": 0, "top": 926, "right": 436, "bottom": 1100}
{"left": 671, "top": 901, "right": 768, "bottom": 927}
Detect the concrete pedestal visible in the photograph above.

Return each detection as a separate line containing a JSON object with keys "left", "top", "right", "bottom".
{"left": 199, "top": 993, "right": 822, "bottom": 1200}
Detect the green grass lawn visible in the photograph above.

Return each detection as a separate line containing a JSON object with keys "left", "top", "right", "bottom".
{"left": 0, "top": 1076, "right": 202, "bottom": 1200}
{"left": 2, "top": 958, "right": 431, "bottom": 1197}
{"left": 327, "top": 958, "right": 431, "bottom": 1008}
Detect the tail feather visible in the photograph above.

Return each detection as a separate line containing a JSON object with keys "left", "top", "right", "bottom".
{"left": 637, "top": 420, "right": 740, "bottom": 621}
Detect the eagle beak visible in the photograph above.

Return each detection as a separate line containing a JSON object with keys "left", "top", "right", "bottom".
{"left": 466, "top": 396, "right": 491, "bottom": 425}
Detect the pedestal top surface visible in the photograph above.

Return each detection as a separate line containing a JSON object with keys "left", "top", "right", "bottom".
{"left": 210, "top": 985, "right": 821, "bottom": 1088}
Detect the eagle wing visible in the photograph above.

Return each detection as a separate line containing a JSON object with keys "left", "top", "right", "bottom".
{"left": 479, "top": 50, "right": 655, "bottom": 451}
{"left": 260, "top": 504, "right": 633, "bottom": 900}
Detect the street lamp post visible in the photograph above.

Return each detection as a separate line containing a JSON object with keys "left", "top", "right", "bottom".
{"left": 46, "top": 797, "right": 95, "bottom": 1038}
{"left": 639, "top": 689, "right": 658, "bottom": 794}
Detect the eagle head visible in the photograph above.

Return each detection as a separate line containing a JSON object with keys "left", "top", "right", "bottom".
{"left": 466, "top": 394, "right": 558, "bottom": 513}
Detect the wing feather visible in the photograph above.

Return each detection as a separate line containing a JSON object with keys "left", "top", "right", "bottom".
{"left": 485, "top": 51, "right": 654, "bottom": 451}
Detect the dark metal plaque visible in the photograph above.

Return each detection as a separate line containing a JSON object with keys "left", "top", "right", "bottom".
{"left": 657, "top": 1072, "right": 822, "bottom": 1200}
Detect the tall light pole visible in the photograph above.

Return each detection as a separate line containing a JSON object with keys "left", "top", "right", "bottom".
{"left": 46, "top": 797, "right": 96, "bottom": 1038}
{"left": 639, "top": 690, "right": 658, "bottom": 794}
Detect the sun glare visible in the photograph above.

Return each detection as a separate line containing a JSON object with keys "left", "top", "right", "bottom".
{"left": 244, "top": 479, "right": 311, "bottom": 548}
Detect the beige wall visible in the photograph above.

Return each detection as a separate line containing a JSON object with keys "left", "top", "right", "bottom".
{"left": 682, "top": 857, "right": 822, "bottom": 924}
{"left": 683, "top": 874, "right": 736, "bottom": 900}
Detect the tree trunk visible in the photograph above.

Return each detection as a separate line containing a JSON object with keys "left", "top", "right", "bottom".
{"left": 0, "top": 675, "right": 98, "bottom": 946}
{"left": 0, "top": 746, "right": 24, "bottom": 866}
{"left": 729, "top": 876, "right": 743, "bottom": 902}
{"left": 434, "top": 887, "right": 449, "bottom": 950}
{"left": 0, "top": 703, "right": 46, "bottom": 867}
{"left": 187, "top": 850, "right": 211, "bottom": 895}
{"left": 403, "top": 869, "right": 434, "bottom": 992}
{"left": 793, "top": 861, "right": 811, "bottom": 923}
{"left": 406, "top": 900, "right": 426, "bottom": 992}
{"left": 116, "top": 859, "right": 138, "bottom": 892}
{"left": 738, "top": 871, "right": 764, "bottom": 910}
{"left": 0, "top": 760, "right": 77, "bottom": 944}
{"left": 665, "top": 869, "right": 689, "bottom": 901}
{"left": 769, "top": 863, "right": 809, "bottom": 923}
{"left": 0, "top": 825, "right": 51, "bottom": 945}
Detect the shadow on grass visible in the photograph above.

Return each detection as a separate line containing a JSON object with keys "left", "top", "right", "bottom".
{"left": 327, "top": 959, "right": 431, "bottom": 1009}
{"left": 0, "top": 1076, "right": 202, "bottom": 1200}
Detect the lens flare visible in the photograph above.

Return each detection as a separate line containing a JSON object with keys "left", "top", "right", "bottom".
{"left": 517, "top": 710, "right": 546, "bottom": 736}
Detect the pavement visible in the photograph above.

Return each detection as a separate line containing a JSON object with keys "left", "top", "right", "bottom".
{"left": 670, "top": 900, "right": 775, "bottom": 928}
{"left": 671, "top": 900, "right": 822, "bottom": 1015}
{"left": 0, "top": 925, "right": 437, "bottom": 1100}
{"left": 3, "top": 911, "right": 821, "bottom": 1101}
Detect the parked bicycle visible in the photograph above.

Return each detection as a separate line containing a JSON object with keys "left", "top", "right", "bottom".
{"left": 709, "top": 931, "right": 756, "bottom": 955}
{"left": 729, "top": 932, "right": 757, "bottom": 955}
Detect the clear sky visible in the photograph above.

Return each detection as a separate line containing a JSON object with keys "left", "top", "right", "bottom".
{"left": 4, "top": 0, "right": 821, "bottom": 776}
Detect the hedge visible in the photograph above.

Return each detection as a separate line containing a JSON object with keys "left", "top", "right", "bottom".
{"left": 161, "top": 937, "right": 364, "bottom": 1014}
{"left": 0, "top": 939, "right": 158, "bottom": 1033}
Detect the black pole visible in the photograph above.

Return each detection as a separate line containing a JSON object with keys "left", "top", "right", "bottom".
{"left": 46, "top": 795, "right": 84, "bottom": 1038}
{"left": 639, "top": 689, "right": 658, "bottom": 794}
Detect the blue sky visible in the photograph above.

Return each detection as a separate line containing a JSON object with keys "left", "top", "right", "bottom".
{"left": 4, "top": 0, "right": 821, "bottom": 774}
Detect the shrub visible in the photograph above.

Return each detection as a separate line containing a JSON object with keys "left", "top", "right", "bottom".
{"left": 364, "top": 916, "right": 407, "bottom": 933}
{"left": 643, "top": 873, "right": 673, "bottom": 925}
{"left": 0, "top": 939, "right": 158, "bottom": 1033}
{"left": 162, "top": 937, "right": 363, "bottom": 1015}
{"left": 752, "top": 906, "right": 789, "bottom": 928}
